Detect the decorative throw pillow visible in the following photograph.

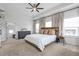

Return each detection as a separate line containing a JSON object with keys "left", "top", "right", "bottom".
{"left": 48, "top": 29, "right": 55, "bottom": 35}
{"left": 44, "top": 29, "right": 48, "bottom": 34}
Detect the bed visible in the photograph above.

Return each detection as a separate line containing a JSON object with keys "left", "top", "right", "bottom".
{"left": 25, "top": 27, "right": 59, "bottom": 51}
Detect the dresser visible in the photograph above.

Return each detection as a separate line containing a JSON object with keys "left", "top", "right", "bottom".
{"left": 18, "top": 31, "right": 31, "bottom": 39}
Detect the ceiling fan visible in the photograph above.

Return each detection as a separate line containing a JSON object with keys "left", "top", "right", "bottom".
{"left": 26, "top": 3, "right": 44, "bottom": 12}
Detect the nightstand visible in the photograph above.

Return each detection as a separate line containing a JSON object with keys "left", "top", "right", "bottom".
{"left": 59, "top": 36, "right": 65, "bottom": 45}
{"left": 56, "top": 37, "right": 60, "bottom": 43}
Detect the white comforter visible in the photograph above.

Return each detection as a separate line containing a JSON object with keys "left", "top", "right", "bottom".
{"left": 25, "top": 34, "right": 56, "bottom": 51}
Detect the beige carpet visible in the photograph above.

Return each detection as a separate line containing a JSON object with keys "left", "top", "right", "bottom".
{"left": 0, "top": 39, "right": 79, "bottom": 56}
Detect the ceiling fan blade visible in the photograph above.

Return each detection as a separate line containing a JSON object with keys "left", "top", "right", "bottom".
{"left": 26, "top": 7, "right": 32, "bottom": 9}
{"left": 28, "top": 3, "right": 33, "bottom": 7}
{"left": 36, "top": 3, "right": 40, "bottom": 7}
{"left": 37, "top": 8, "right": 44, "bottom": 9}
{"left": 36, "top": 9, "right": 39, "bottom": 12}
{"left": 31, "top": 10, "right": 33, "bottom": 12}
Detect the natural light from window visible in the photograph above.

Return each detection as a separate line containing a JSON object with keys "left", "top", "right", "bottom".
{"left": 9, "top": 29, "right": 14, "bottom": 34}
{"left": 45, "top": 21, "right": 52, "bottom": 27}
{"left": 63, "top": 17, "right": 79, "bottom": 36}
{"left": 35, "top": 23, "right": 39, "bottom": 33}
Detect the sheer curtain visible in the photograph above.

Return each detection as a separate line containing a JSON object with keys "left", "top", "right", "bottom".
{"left": 39, "top": 17, "right": 45, "bottom": 33}
{"left": 52, "top": 12, "right": 64, "bottom": 36}
{"left": 33, "top": 12, "right": 64, "bottom": 35}
{"left": 33, "top": 20, "right": 36, "bottom": 34}
{"left": 33, "top": 18, "right": 45, "bottom": 34}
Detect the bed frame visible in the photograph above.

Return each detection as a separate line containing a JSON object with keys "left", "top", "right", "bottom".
{"left": 41, "top": 27, "right": 59, "bottom": 43}
{"left": 25, "top": 27, "right": 59, "bottom": 52}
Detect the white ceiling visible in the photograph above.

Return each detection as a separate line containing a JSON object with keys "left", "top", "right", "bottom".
{"left": 25, "top": 3, "right": 62, "bottom": 16}
{"left": 0, "top": 3, "right": 63, "bottom": 17}
{"left": 0, "top": 3, "right": 77, "bottom": 20}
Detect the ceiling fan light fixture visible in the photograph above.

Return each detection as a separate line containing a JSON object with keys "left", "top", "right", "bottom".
{"left": 26, "top": 3, "right": 44, "bottom": 12}
{"left": 33, "top": 8, "right": 36, "bottom": 11}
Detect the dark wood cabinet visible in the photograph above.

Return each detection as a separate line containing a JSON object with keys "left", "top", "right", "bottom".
{"left": 18, "top": 31, "right": 31, "bottom": 39}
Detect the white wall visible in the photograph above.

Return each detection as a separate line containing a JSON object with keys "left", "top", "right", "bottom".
{"left": 6, "top": 19, "right": 33, "bottom": 38}
{"left": 2, "top": 3, "right": 33, "bottom": 38}
{"left": 5, "top": 15, "right": 33, "bottom": 33}
{"left": 0, "top": 4, "right": 7, "bottom": 41}
{"left": 0, "top": 18, "right": 7, "bottom": 41}
{"left": 64, "top": 8, "right": 78, "bottom": 19}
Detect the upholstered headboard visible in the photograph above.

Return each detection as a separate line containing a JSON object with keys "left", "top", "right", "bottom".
{"left": 40, "top": 27, "right": 59, "bottom": 36}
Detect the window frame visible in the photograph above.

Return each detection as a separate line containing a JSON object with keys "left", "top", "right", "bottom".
{"left": 63, "top": 17, "right": 79, "bottom": 37}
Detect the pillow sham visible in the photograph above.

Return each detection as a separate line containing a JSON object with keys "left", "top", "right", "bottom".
{"left": 48, "top": 29, "right": 55, "bottom": 35}
{"left": 44, "top": 29, "right": 49, "bottom": 34}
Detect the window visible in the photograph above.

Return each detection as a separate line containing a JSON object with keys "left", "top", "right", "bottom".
{"left": 35, "top": 23, "right": 39, "bottom": 33}
{"left": 45, "top": 16, "right": 52, "bottom": 27}
{"left": 45, "top": 21, "right": 52, "bottom": 27}
{"left": 9, "top": 29, "right": 14, "bottom": 34}
{"left": 63, "top": 9, "right": 79, "bottom": 37}
{"left": 63, "top": 17, "right": 79, "bottom": 36}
